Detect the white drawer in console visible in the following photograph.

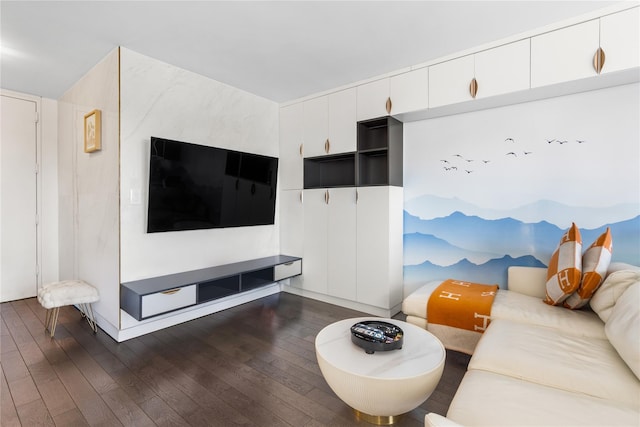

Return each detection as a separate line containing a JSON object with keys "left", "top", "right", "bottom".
{"left": 274, "top": 259, "right": 302, "bottom": 281}
{"left": 141, "top": 284, "right": 197, "bottom": 318}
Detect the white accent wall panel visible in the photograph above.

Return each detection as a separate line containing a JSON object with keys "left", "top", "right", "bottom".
{"left": 119, "top": 48, "right": 280, "bottom": 284}
{"left": 58, "top": 49, "right": 120, "bottom": 328}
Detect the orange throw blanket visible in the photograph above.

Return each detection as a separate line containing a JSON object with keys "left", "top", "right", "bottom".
{"left": 427, "top": 279, "right": 499, "bottom": 333}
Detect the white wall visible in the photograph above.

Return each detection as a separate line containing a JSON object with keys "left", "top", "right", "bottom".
{"left": 58, "top": 49, "right": 120, "bottom": 328}
{"left": 403, "top": 83, "right": 640, "bottom": 293}
{"left": 40, "top": 98, "right": 59, "bottom": 285}
{"left": 119, "top": 48, "right": 280, "bottom": 283}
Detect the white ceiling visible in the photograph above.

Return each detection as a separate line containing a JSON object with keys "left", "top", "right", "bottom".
{"left": 0, "top": 1, "right": 621, "bottom": 103}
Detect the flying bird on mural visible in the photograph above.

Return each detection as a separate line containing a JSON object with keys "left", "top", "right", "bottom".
{"left": 505, "top": 138, "right": 515, "bottom": 142}
{"left": 524, "top": 151, "right": 533, "bottom": 155}
{"left": 558, "top": 140, "right": 568, "bottom": 144}
{"left": 546, "top": 139, "right": 555, "bottom": 144}
{"left": 506, "top": 152, "right": 517, "bottom": 156}
{"left": 577, "top": 140, "right": 586, "bottom": 143}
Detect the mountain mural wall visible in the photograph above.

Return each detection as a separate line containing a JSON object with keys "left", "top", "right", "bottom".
{"left": 403, "top": 208, "right": 639, "bottom": 289}
{"left": 402, "top": 83, "right": 639, "bottom": 295}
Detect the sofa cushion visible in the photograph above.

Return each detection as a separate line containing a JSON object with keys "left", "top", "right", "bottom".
{"left": 605, "top": 282, "right": 640, "bottom": 380}
{"left": 469, "top": 319, "right": 640, "bottom": 406}
{"left": 492, "top": 289, "right": 606, "bottom": 339}
{"left": 565, "top": 227, "right": 612, "bottom": 309}
{"left": 544, "top": 222, "right": 582, "bottom": 306}
{"left": 401, "top": 280, "right": 442, "bottom": 319}
{"left": 447, "top": 370, "right": 640, "bottom": 427}
{"left": 590, "top": 269, "right": 640, "bottom": 322}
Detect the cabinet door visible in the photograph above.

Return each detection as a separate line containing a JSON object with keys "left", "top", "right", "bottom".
{"left": 357, "top": 78, "right": 390, "bottom": 121}
{"left": 428, "top": 55, "right": 475, "bottom": 108}
{"left": 389, "top": 68, "right": 429, "bottom": 114}
{"left": 600, "top": 7, "right": 640, "bottom": 74}
{"left": 327, "top": 188, "right": 357, "bottom": 301}
{"left": 279, "top": 103, "right": 304, "bottom": 190}
{"left": 280, "top": 190, "right": 304, "bottom": 288}
{"left": 475, "top": 40, "right": 530, "bottom": 99}
{"left": 303, "top": 96, "right": 329, "bottom": 158}
{"left": 531, "top": 19, "right": 600, "bottom": 88}
{"left": 328, "top": 88, "right": 357, "bottom": 155}
{"left": 356, "top": 187, "right": 403, "bottom": 309}
{"left": 302, "top": 189, "right": 328, "bottom": 294}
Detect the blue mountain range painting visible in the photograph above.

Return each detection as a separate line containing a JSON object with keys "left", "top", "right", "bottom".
{"left": 403, "top": 209, "right": 639, "bottom": 289}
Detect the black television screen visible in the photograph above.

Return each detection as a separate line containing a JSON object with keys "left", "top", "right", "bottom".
{"left": 147, "top": 137, "right": 278, "bottom": 233}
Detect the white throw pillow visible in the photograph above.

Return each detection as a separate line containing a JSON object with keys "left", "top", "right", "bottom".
{"left": 591, "top": 269, "right": 640, "bottom": 323}
{"left": 605, "top": 283, "right": 640, "bottom": 380}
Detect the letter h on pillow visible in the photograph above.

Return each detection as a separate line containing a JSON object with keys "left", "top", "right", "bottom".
{"left": 544, "top": 223, "right": 582, "bottom": 306}
{"left": 565, "top": 227, "right": 612, "bottom": 309}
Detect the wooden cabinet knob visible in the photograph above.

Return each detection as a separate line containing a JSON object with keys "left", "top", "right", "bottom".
{"left": 469, "top": 78, "right": 478, "bottom": 99}
{"left": 593, "top": 47, "right": 606, "bottom": 74}
{"left": 299, "top": 144, "right": 303, "bottom": 157}
{"left": 385, "top": 97, "right": 392, "bottom": 114}
{"left": 325, "top": 190, "right": 330, "bottom": 204}
{"left": 324, "top": 139, "right": 330, "bottom": 154}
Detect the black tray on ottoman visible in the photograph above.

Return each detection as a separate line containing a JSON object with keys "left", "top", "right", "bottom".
{"left": 350, "top": 320, "right": 404, "bottom": 354}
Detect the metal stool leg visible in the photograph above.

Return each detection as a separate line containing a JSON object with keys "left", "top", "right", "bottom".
{"left": 80, "top": 303, "right": 97, "bottom": 333}
{"left": 44, "top": 309, "right": 52, "bottom": 333}
{"left": 49, "top": 307, "right": 60, "bottom": 338}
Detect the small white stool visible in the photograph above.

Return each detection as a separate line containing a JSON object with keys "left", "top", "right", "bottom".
{"left": 37, "top": 280, "right": 99, "bottom": 337}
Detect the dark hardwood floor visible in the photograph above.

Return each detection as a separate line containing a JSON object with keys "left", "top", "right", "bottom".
{"left": 1, "top": 292, "right": 469, "bottom": 426}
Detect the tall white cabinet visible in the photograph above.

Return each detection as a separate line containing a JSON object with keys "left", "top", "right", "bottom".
{"left": 279, "top": 97, "right": 404, "bottom": 316}
{"left": 356, "top": 186, "right": 403, "bottom": 309}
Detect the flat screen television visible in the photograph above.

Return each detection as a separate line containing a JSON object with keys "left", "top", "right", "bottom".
{"left": 147, "top": 137, "right": 278, "bottom": 233}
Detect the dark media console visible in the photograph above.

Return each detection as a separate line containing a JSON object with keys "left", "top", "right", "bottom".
{"left": 121, "top": 255, "right": 302, "bottom": 321}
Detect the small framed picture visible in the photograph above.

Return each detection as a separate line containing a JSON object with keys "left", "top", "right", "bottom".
{"left": 84, "top": 109, "right": 102, "bottom": 153}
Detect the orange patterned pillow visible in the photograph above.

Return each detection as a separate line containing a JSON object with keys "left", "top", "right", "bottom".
{"left": 564, "top": 228, "right": 612, "bottom": 309}
{"left": 544, "top": 223, "right": 582, "bottom": 306}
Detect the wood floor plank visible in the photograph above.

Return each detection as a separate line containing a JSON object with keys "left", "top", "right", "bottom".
{"left": 52, "top": 359, "right": 122, "bottom": 426}
{"left": 101, "top": 386, "right": 156, "bottom": 427}
{"left": 36, "top": 377, "right": 77, "bottom": 417}
{"left": 7, "top": 374, "right": 40, "bottom": 407}
{"left": 138, "top": 395, "right": 190, "bottom": 427}
{"left": 15, "top": 398, "right": 55, "bottom": 426}
{"left": 52, "top": 408, "right": 90, "bottom": 426}
{"left": 0, "top": 293, "right": 469, "bottom": 426}
{"left": 0, "top": 366, "right": 21, "bottom": 427}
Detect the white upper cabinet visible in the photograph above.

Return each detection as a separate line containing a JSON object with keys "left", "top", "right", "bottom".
{"left": 389, "top": 67, "right": 429, "bottom": 115}
{"left": 599, "top": 7, "right": 640, "bottom": 75}
{"left": 531, "top": 19, "right": 600, "bottom": 88}
{"left": 303, "top": 96, "right": 328, "bottom": 158}
{"left": 474, "top": 39, "right": 530, "bottom": 99}
{"left": 429, "top": 40, "right": 530, "bottom": 108}
{"left": 328, "top": 87, "right": 357, "bottom": 155}
{"left": 303, "top": 88, "right": 356, "bottom": 157}
{"left": 357, "top": 78, "right": 390, "bottom": 121}
{"left": 279, "top": 103, "right": 304, "bottom": 190}
{"left": 428, "top": 55, "right": 475, "bottom": 108}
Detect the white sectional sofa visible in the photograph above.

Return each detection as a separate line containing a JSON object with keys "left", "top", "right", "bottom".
{"left": 402, "top": 263, "right": 640, "bottom": 427}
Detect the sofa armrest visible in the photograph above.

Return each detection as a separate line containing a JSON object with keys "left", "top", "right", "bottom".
{"left": 425, "top": 413, "right": 465, "bottom": 427}
{"left": 507, "top": 266, "right": 547, "bottom": 298}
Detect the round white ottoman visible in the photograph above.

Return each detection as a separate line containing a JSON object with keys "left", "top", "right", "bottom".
{"left": 315, "top": 317, "right": 445, "bottom": 425}
{"left": 37, "top": 280, "right": 99, "bottom": 337}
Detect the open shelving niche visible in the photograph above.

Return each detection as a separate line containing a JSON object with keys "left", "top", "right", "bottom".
{"left": 303, "top": 116, "right": 403, "bottom": 189}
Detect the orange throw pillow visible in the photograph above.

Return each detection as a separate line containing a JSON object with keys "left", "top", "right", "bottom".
{"left": 564, "top": 228, "right": 612, "bottom": 309}
{"left": 544, "top": 223, "right": 582, "bottom": 306}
